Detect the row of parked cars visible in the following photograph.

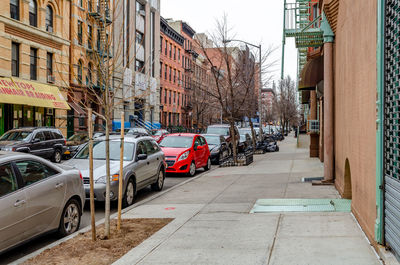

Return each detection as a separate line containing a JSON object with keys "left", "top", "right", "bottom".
{"left": 0, "top": 123, "right": 283, "bottom": 254}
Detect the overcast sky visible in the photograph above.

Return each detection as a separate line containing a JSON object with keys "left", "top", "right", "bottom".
{"left": 160, "top": 0, "right": 298, "bottom": 87}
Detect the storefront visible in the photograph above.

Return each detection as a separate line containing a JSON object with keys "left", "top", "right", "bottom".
{"left": 0, "top": 77, "right": 70, "bottom": 135}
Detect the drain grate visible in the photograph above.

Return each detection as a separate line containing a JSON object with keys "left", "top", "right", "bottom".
{"left": 250, "top": 199, "right": 351, "bottom": 213}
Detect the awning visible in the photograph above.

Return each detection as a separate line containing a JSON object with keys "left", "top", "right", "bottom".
{"left": 68, "top": 102, "right": 86, "bottom": 116}
{"left": 0, "top": 77, "right": 70, "bottom": 110}
{"left": 298, "top": 56, "right": 324, "bottom": 91}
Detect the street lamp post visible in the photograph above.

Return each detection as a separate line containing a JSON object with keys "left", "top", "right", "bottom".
{"left": 223, "top": 39, "right": 263, "bottom": 140}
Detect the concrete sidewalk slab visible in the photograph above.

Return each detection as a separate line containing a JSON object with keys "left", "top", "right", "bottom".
{"left": 112, "top": 134, "right": 383, "bottom": 265}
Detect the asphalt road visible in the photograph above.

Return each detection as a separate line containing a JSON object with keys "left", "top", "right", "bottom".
{"left": 0, "top": 170, "right": 207, "bottom": 265}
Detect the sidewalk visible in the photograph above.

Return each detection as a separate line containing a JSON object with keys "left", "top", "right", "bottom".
{"left": 114, "top": 134, "right": 381, "bottom": 265}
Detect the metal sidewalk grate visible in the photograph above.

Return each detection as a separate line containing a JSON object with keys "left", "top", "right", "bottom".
{"left": 250, "top": 199, "right": 352, "bottom": 213}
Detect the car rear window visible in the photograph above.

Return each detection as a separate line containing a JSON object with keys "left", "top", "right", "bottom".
{"left": 206, "top": 127, "right": 229, "bottom": 136}
{"left": 52, "top": 131, "right": 64, "bottom": 139}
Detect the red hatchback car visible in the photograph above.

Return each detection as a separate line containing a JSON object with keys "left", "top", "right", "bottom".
{"left": 151, "top": 129, "right": 169, "bottom": 143}
{"left": 159, "top": 133, "right": 211, "bottom": 176}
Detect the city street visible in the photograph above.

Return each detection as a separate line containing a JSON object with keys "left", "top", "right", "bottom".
{"left": 0, "top": 172, "right": 206, "bottom": 265}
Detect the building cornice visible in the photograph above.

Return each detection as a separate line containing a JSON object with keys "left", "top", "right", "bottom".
{"left": 161, "top": 17, "right": 184, "bottom": 46}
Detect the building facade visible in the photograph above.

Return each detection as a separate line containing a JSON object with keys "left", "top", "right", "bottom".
{"left": 0, "top": 0, "right": 70, "bottom": 135}
{"left": 283, "top": 0, "right": 400, "bottom": 261}
{"left": 159, "top": 16, "right": 185, "bottom": 128}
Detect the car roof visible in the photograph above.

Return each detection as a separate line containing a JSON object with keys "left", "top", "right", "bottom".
{"left": 167, "top": 133, "right": 198, "bottom": 137}
{"left": 202, "top": 134, "right": 222, "bottom": 137}
{"left": 94, "top": 135, "right": 154, "bottom": 143}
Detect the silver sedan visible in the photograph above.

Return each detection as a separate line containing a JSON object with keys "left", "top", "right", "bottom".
{"left": 63, "top": 135, "right": 166, "bottom": 207}
{"left": 0, "top": 152, "right": 85, "bottom": 254}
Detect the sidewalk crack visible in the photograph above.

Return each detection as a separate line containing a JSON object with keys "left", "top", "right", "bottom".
{"left": 266, "top": 214, "right": 282, "bottom": 265}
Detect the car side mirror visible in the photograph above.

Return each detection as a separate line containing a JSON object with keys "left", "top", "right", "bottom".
{"left": 137, "top": 154, "right": 147, "bottom": 161}
{"left": 31, "top": 138, "right": 40, "bottom": 143}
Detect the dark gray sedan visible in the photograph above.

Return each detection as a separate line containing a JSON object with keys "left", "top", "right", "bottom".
{"left": 63, "top": 135, "right": 166, "bottom": 207}
{"left": 0, "top": 152, "right": 85, "bottom": 254}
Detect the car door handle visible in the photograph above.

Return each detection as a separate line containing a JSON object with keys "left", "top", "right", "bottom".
{"left": 14, "top": 200, "right": 26, "bottom": 207}
{"left": 55, "top": 183, "right": 64, "bottom": 189}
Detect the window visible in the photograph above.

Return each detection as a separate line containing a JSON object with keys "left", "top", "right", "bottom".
{"left": 77, "top": 60, "right": 83, "bottom": 85}
{"left": 30, "top": 48, "right": 37, "bottom": 80}
{"left": 97, "top": 29, "right": 101, "bottom": 50}
{"left": 78, "top": 0, "right": 83, "bottom": 8}
{"left": 88, "top": 0, "right": 92, "bottom": 12}
{"left": 164, "top": 89, "right": 167, "bottom": 104}
{"left": 165, "top": 40, "right": 167, "bottom": 55}
{"left": 77, "top": 21, "right": 83, "bottom": 45}
{"left": 136, "top": 59, "right": 144, "bottom": 73}
{"left": 178, "top": 49, "right": 180, "bottom": 62}
{"left": 33, "top": 132, "right": 45, "bottom": 141}
{"left": 136, "top": 141, "right": 146, "bottom": 156}
{"left": 173, "top": 91, "right": 176, "bottom": 104}
{"left": 173, "top": 69, "right": 176, "bottom": 83}
{"left": 43, "top": 131, "right": 53, "bottom": 140}
{"left": 144, "top": 140, "right": 157, "bottom": 155}
{"left": 16, "top": 160, "right": 59, "bottom": 186}
{"left": 45, "top": 5, "right": 53, "bottom": 32}
{"left": 174, "top": 46, "right": 176, "bottom": 60}
{"left": 169, "top": 66, "right": 171, "bottom": 81}
{"left": 136, "top": 31, "right": 144, "bottom": 45}
{"left": 10, "top": 0, "right": 19, "bottom": 20}
{"left": 160, "top": 62, "right": 162, "bottom": 78}
{"left": 47, "top": 52, "right": 53, "bottom": 82}
{"left": 87, "top": 63, "right": 93, "bottom": 85}
{"left": 88, "top": 25, "right": 93, "bottom": 49}
{"left": 0, "top": 163, "right": 17, "bottom": 197}
{"left": 178, "top": 93, "right": 180, "bottom": 106}
{"left": 169, "top": 90, "right": 171, "bottom": 104}
{"left": 164, "top": 64, "right": 167, "bottom": 79}
{"left": 136, "top": 1, "right": 145, "bottom": 13}
{"left": 29, "top": 0, "right": 37, "bottom": 27}
{"left": 169, "top": 43, "right": 172, "bottom": 58}
{"left": 12, "top": 42, "right": 19, "bottom": 77}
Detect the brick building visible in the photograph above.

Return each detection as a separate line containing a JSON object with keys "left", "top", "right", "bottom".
{"left": 0, "top": 0, "right": 70, "bottom": 135}
{"left": 159, "top": 16, "right": 185, "bottom": 128}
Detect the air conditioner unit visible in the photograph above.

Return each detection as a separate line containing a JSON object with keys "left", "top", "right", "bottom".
{"left": 46, "top": 108, "right": 54, "bottom": 115}
{"left": 48, "top": 75, "right": 55, "bottom": 83}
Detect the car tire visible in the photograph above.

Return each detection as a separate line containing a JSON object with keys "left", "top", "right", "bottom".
{"left": 123, "top": 178, "right": 136, "bottom": 207}
{"left": 276, "top": 146, "right": 279, "bottom": 152}
{"left": 188, "top": 161, "right": 196, "bottom": 177}
{"left": 151, "top": 168, "right": 165, "bottom": 191}
{"left": 52, "top": 149, "right": 62, "bottom": 163}
{"left": 204, "top": 157, "right": 211, "bottom": 171}
{"left": 58, "top": 198, "right": 81, "bottom": 237}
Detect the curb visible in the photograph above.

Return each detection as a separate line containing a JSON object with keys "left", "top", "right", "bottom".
{"left": 11, "top": 167, "right": 217, "bottom": 265}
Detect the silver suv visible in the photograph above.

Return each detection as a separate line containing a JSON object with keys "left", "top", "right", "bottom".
{"left": 64, "top": 135, "right": 166, "bottom": 206}
{"left": 0, "top": 152, "right": 85, "bottom": 254}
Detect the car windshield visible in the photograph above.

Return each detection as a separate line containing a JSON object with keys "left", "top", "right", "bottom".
{"left": 68, "top": 134, "right": 88, "bottom": 142}
{"left": 204, "top": 136, "right": 220, "bottom": 145}
{"left": 206, "top": 127, "right": 229, "bottom": 136}
{"left": 0, "top": 131, "right": 31, "bottom": 141}
{"left": 152, "top": 130, "right": 164, "bottom": 136}
{"left": 159, "top": 136, "right": 193, "bottom": 148}
{"left": 75, "top": 140, "right": 135, "bottom": 161}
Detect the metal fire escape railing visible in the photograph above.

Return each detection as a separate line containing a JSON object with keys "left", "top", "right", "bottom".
{"left": 281, "top": 0, "right": 324, "bottom": 101}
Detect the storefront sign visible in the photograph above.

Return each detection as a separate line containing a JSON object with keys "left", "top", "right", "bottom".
{"left": 0, "top": 77, "right": 70, "bottom": 110}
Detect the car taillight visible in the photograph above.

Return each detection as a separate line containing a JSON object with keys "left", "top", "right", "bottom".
{"left": 64, "top": 139, "right": 67, "bottom": 145}
{"left": 79, "top": 171, "right": 83, "bottom": 181}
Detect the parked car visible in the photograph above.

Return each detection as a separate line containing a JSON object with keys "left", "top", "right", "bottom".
{"left": 0, "top": 152, "right": 85, "bottom": 254}
{"left": 63, "top": 135, "right": 165, "bottom": 207}
{"left": 151, "top": 129, "right": 169, "bottom": 143}
{"left": 159, "top": 133, "right": 211, "bottom": 176}
{"left": 126, "top": 127, "right": 150, "bottom": 136}
{"left": 202, "top": 134, "right": 230, "bottom": 164}
{"left": 239, "top": 128, "right": 257, "bottom": 140}
{"left": 64, "top": 133, "right": 89, "bottom": 159}
{"left": 206, "top": 124, "right": 239, "bottom": 154}
{"left": 0, "top": 127, "right": 66, "bottom": 163}
{"left": 239, "top": 133, "right": 252, "bottom": 153}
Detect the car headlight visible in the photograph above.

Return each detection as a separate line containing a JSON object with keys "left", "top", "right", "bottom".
{"left": 211, "top": 147, "right": 220, "bottom": 153}
{"left": 95, "top": 174, "right": 119, "bottom": 184}
{"left": 178, "top": 150, "right": 190, "bottom": 161}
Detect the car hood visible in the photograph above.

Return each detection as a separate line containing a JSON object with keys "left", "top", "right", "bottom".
{"left": 63, "top": 159, "right": 130, "bottom": 180}
{"left": 161, "top": 147, "right": 190, "bottom": 157}
{"left": 208, "top": 144, "right": 218, "bottom": 151}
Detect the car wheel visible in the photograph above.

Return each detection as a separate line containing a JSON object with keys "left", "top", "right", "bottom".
{"left": 58, "top": 199, "right": 81, "bottom": 237}
{"left": 123, "top": 178, "right": 136, "bottom": 207}
{"left": 204, "top": 157, "right": 211, "bottom": 171}
{"left": 188, "top": 161, "right": 196, "bottom": 177}
{"left": 52, "top": 149, "right": 62, "bottom": 163}
{"left": 151, "top": 168, "right": 165, "bottom": 191}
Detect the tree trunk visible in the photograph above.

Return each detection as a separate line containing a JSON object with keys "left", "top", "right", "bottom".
{"left": 229, "top": 119, "right": 238, "bottom": 163}
{"left": 104, "top": 117, "right": 110, "bottom": 238}
{"left": 249, "top": 119, "right": 256, "bottom": 150}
